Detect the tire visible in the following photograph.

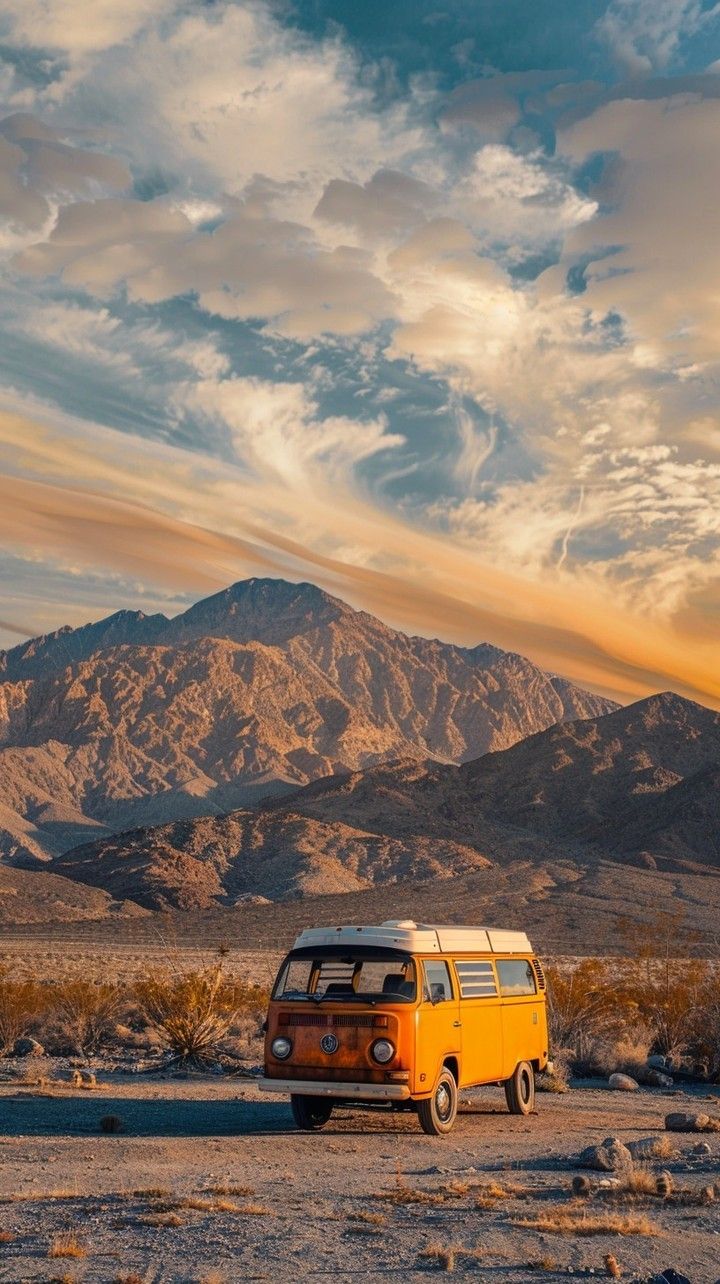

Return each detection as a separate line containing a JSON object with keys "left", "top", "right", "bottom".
{"left": 504, "top": 1061, "right": 535, "bottom": 1115}
{"left": 290, "top": 1094, "right": 334, "bottom": 1130}
{"left": 417, "top": 1067, "right": 458, "bottom": 1136}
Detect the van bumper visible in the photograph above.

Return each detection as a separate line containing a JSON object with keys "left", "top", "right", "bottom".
{"left": 257, "top": 1077, "right": 411, "bottom": 1102}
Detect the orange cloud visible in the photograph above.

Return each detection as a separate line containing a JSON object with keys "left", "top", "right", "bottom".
{"left": 0, "top": 407, "right": 717, "bottom": 709}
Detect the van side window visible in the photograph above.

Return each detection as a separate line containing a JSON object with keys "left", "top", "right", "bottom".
{"left": 455, "top": 960, "right": 497, "bottom": 998}
{"left": 496, "top": 959, "right": 537, "bottom": 996}
{"left": 423, "top": 960, "right": 453, "bottom": 1003}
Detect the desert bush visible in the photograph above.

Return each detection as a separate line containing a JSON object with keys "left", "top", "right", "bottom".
{"left": 44, "top": 980, "right": 125, "bottom": 1056}
{"left": 133, "top": 963, "right": 266, "bottom": 1067}
{"left": 0, "top": 970, "right": 47, "bottom": 1054}
{"left": 546, "top": 954, "right": 720, "bottom": 1077}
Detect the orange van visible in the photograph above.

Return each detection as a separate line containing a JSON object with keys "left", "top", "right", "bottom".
{"left": 258, "top": 920, "right": 549, "bottom": 1134}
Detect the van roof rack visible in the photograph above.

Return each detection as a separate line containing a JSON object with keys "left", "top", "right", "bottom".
{"left": 292, "top": 921, "right": 533, "bottom": 955}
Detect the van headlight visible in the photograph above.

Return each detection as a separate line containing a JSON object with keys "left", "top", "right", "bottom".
{"left": 371, "top": 1038, "right": 395, "bottom": 1064}
{"left": 271, "top": 1036, "right": 292, "bottom": 1060}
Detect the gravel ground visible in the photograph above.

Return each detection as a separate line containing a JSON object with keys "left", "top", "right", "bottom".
{"left": 1, "top": 1075, "right": 719, "bottom": 1283}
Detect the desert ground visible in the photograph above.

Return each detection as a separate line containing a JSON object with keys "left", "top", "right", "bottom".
{"left": 1, "top": 1074, "right": 719, "bottom": 1283}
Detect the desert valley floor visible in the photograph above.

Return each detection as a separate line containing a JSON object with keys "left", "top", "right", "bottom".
{"left": 1, "top": 1070, "right": 719, "bottom": 1283}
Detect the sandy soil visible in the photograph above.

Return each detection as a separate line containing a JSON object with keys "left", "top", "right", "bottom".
{"left": 1, "top": 1075, "right": 718, "bottom": 1284}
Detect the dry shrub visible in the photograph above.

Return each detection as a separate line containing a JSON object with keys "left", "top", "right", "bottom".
{"left": 0, "top": 1229, "right": 16, "bottom": 1242}
{"left": 48, "top": 1229, "right": 88, "bottom": 1258}
{"left": 113, "top": 1276, "right": 145, "bottom": 1284}
{"left": 0, "top": 970, "right": 46, "bottom": 1054}
{"left": 132, "top": 1187, "right": 170, "bottom": 1199}
{"left": 512, "top": 1207, "right": 658, "bottom": 1236}
{"left": 46, "top": 979, "right": 124, "bottom": 1056}
{"left": 604, "top": 1254, "right": 622, "bottom": 1278}
{"left": 133, "top": 963, "right": 264, "bottom": 1066}
{"left": 547, "top": 950, "right": 720, "bottom": 1077}
{"left": 100, "top": 1113, "right": 124, "bottom": 1134}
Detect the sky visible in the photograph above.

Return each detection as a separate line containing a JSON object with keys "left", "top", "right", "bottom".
{"left": 0, "top": 0, "right": 719, "bottom": 707}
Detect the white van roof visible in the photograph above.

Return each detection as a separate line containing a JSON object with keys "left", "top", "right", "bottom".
{"left": 292, "top": 920, "right": 533, "bottom": 955}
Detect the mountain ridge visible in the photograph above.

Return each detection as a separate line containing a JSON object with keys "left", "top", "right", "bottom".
{"left": 52, "top": 688, "right": 720, "bottom": 912}
{"left": 0, "top": 577, "right": 616, "bottom": 867}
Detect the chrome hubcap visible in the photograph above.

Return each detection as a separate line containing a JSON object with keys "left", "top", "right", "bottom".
{"left": 436, "top": 1083, "right": 452, "bottom": 1119}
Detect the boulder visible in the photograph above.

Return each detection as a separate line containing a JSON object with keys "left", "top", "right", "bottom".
{"left": 665, "top": 1111, "right": 710, "bottom": 1132}
{"left": 578, "top": 1136, "right": 633, "bottom": 1172}
{"left": 609, "top": 1072, "right": 639, "bottom": 1091}
{"left": 628, "top": 1137, "right": 671, "bottom": 1161}
{"left": 12, "top": 1036, "right": 44, "bottom": 1057}
{"left": 648, "top": 1054, "right": 670, "bottom": 1071}
{"left": 645, "top": 1069, "right": 674, "bottom": 1088}
{"left": 649, "top": 1272, "right": 692, "bottom": 1284}
{"left": 691, "top": 1141, "right": 712, "bottom": 1155}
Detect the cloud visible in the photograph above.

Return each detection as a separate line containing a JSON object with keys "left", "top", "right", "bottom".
{"left": 0, "top": 401, "right": 718, "bottom": 709}
{"left": 457, "top": 145, "right": 597, "bottom": 243}
{"left": 0, "top": 113, "right": 130, "bottom": 250}
{"left": 595, "top": 0, "right": 720, "bottom": 74}
{"left": 181, "top": 376, "right": 405, "bottom": 487}
{"left": 15, "top": 201, "right": 396, "bottom": 337}
{"left": 314, "top": 169, "right": 439, "bottom": 239}
{"left": 1, "top": 0, "right": 175, "bottom": 56}
{"left": 558, "top": 94, "right": 720, "bottom": 368}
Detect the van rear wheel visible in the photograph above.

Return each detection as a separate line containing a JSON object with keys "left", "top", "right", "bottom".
{"left": 290, "top": 1095, "right": 333, "bottom": 1130}
{"left": 417, "top": 1068, "right": 458, "bottom": 1135}
{"left": 504, "top": 1061, "right": 535, "bottom": 1115}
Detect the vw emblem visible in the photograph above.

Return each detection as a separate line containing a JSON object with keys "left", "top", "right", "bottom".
{"left": 320, "top": 1033, "right": 339, "bottom": 1055}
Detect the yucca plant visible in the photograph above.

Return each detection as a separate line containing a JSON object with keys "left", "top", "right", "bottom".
{"left": 134, "top": 962, "right": 255, "bottom": 1066}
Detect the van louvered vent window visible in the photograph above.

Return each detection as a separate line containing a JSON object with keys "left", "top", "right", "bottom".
{"left": 531, "top": 959, "right": 546, "bottom": 990}
{"left": 455, "top": 960, "right": 498, "bottom": 998}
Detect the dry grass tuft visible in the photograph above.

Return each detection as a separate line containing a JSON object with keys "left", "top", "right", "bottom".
{"left": 376, "top": 1168, "right": 445, "bottom": 1206}
{"left": 604, "top": 1254, "right": 622, "bottom": 1278}
{"left": 0, "top": 1229, "right": 16, "bottom": 1242}
{"left": 527, "top": 1260, "right": 558, "bottom": 1273}
{"left": 419, "top": 1242, "right": 456, "bottom": 1272}
{"left": 113, "top": 1275, "right": 145, "bottom": 1284}
{"left": 131, "top": 1187, "right": 171, "bottom": 1199}
{"left": 138, "top": 1211, "right": 184, "bottom": 1228}
{"left": 49, "top": 1274, "right": 79, "bottom": 1284}
{"left": 203, "top": 1183, "right": 254, "bottom": 1197}
{"left": 475, "top": 1179, "right": 530, "bottom": 1208}
{"left": 512, "top": 1207, "right": 658, "bottom": 1236}
{"left": 349, "top": 1211, "right": 387, "bottom": 1226}
{"left": 100, "top": 1113, "right": 124, "bottom": 1134}
{"left": 198, "top": 1273, "right": 226, "bottom": 1284}
{"left": 48, "top": 1229, "right": 88, "bottom": 1258}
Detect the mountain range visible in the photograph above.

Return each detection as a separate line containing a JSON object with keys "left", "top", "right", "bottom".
{"left": 53, "top": 691, "right": 720, "bottom": 912}
{"left": 0, "top": 578, "right": 614, "bottom": 866}
{"left": 1, "top": 577, "right": 717, "bottom": 939}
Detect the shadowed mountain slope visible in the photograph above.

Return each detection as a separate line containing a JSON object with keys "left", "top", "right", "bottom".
{"left": 0, "top": 578, "right": 615, "bottom": 866}
{"left": 53, "top": 691, "right": 720, "bottom": 911}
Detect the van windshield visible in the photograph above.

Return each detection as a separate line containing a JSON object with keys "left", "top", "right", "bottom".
{"left": 274, "top": 953, "right": 417, "bottom": 1003}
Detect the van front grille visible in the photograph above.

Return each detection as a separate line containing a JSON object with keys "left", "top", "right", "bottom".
{"left": 279, "top": 1012, "right": 380, "bottom": 1028}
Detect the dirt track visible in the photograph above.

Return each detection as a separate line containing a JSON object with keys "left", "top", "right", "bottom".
{"left": 1, "top": 1076, "right": 719, "bottom": 1283}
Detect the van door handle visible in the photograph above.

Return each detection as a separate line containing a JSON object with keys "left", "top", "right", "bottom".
{"left": 453, "top": 1020, "right": 462, "bottom": 1027}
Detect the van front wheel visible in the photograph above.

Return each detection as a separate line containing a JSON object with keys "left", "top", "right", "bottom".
{"left": 290, "top": 1095, "right": 333, "bottom": 1130}
{"left": 504, "top": 1061, "right": 535, "bottom": 1115}
{"left": 417, "top": 1068, "right": 458, "bottom": 1135}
